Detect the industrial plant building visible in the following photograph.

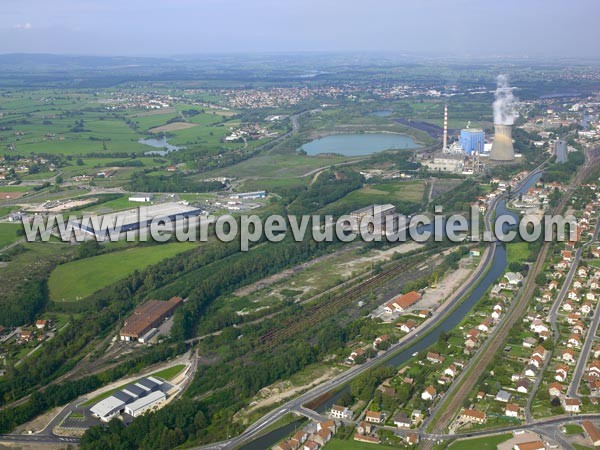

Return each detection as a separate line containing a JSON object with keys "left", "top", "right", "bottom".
{"left": 90, "top": 376, "right": 169, "bottom": 422}
{"left": 76, "top": 202, "right": 203, "bottom": 238}
{"left": 459, "top": 129, "right": 485, "bottom": 155}
{"left": 120, "top": 296, "right": 183, "bottom": 342}
{"left": 229, "top": 190, "right": 266, "bottom": 200}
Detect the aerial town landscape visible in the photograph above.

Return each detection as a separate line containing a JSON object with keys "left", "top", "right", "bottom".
{"left": 2, "top": 1, "right": 600, "bottom": 450}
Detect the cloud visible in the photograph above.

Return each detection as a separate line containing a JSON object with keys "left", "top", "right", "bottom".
{"left": 13, "top": 22, "right": 32, "bottom": 30}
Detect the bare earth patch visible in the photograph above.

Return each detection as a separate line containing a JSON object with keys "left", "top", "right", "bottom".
{"left": 234, "top": 366, "right": 343, "bottom": 423}
{"left": 149, "top": 122, "right": 199, "bottom": 133}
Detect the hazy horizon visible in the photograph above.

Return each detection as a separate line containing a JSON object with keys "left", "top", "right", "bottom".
{"left": 2, "top": 0, "right": 600, "bottom": 58}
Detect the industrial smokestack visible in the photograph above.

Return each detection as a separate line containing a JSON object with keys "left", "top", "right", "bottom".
{"left": 443, "top": 104, "right": 448, "bottom": 151}
{"left": 490, "top": 75, "right": 517, "bottom": 161}
{"left": 490, "top": 124, "right": 515, "bottom": 161}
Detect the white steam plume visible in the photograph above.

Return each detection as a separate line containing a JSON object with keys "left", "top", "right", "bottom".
{"left": 493, "top": 74, "right": 518, "bottom": 125}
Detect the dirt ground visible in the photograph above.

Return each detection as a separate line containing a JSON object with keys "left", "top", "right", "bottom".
{"left": 0, "top": 443, "right": 72, "bottom": 450}
{"left": 12, "top": 406, "right": 62, "bottom": 434}
{"left": 338, "top": 242, "right": 422, "bottom": 277}
{"left": 234, "top": 367, "right": 344, "bottom": 423}
{"left": 418, "top": 260, "right": 474, "bottom": 309}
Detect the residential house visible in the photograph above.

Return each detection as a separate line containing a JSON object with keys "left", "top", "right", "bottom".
{"left": 405, "top": 433, "right": 419, "bottom": 446}
{"left": 555, "top": 364, "right": 569, "bottom": 382}
{"left": 330, "top": 405, "right": 352, "bottom": 420}
{"left": 392, "top": 413, "right": 411, "bottom": 429}
{"left": 459, "top": 409, "right": 486, "bottom": 424}
{"left": 516, "top": 378, "right": 532, "bottom": 393}
{"left": 564, "top": 398, "right": 581, "bottom": 413}
{"left": 353, "top": 434, "right": 380, "bottom": 444}
{"left": 548, "top": 382, "right": 564, "bottom": 397}
{"left": 397, "top": 320, "right": 416, "bottom": 333}
{"left": 568, "top": 334, "right": 582, "bottom": 348}
{"left": 530, "top": 320, "right": 549, "bottom": 334}
{"left": 495, "top": 390, "right": 511, "bottom": 403}
{"left": 364, "top": 411, "right": 384, "bottom": 424}
{"left": 313, "top": 429, "right": 332, "bottom": 446}
{"left": 302, "top": 441, "right": 319, "bottom": 450}
{"left": 505, "top": 403, "right": 520, "bottom": 418}
{"left": 426, "top": 352, "right": 445, "bottom": 364}
{"left": 561, "top": 349, "right": 575, "bottom": 363}
{"left": 356, "top": 421, "right": 373, "bottom": 435}
{"left": 444, "top": 364, "right": 458, "bottom": 378}
{"left": 421, "top": 385, "right": 437, "bottom": 401}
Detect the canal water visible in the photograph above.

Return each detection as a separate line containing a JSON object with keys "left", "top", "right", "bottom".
{"left": 239, "top": 172, "right": 541, "bottom": 450}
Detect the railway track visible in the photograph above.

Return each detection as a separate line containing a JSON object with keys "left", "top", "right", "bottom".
{"left": 259, "top": 256, "right": 435, "bottom": 347}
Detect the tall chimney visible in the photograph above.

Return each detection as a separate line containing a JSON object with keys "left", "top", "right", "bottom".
{"left": 490, "top": 124, "right": 515, "bottom": 161}
{"left": 442, "top": 104, "right": 448, "bottom": 151}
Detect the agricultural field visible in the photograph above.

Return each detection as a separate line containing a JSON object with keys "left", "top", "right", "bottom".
{"left": 0, "top": 223, "right": 21, "bottom": 248}
{"left": 48, "top": 242, "right": 197, "bottom": 302}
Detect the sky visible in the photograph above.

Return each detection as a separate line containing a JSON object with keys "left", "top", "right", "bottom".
{"left": 1, "top": 0, "right": 599, "bottom": 58}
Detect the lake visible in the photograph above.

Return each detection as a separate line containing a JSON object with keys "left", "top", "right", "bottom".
{"left": 138, "top": 136, "right": 183, "bottom": 156}
{"left": 300, "top": 133, "right": 419, "bottom": 156}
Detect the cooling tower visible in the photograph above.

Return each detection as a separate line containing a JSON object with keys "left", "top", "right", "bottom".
{"left": 490, "top": 124, "right": 515, "bottom": 161}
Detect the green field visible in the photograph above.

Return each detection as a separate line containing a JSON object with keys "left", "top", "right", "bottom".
{"left": 49, "top": 242, "right": 196, "bottom": 301}
{"left": 506, "top": 241, "right": 530, "bottom": 265}
{"left": 0, "top": 185, "right": 31, "bottom": 192}
{"left": 198, "top": 153, "right": 355, "bottom": 179}
{"left": 0, "top": 223, "right": 21, "bottom": 248}
{"left": 564, "top": 424, "right": 584, "bottom": 435}
{"left": 448, "top": 433, "right": 512, "bottom": 450}
{"left": 324, "top": 438, "right": 399, "bottom": 450}
{"left": 319, "top": 179, "right": 425, "bottom": 214}
{"left": 148, "top": 364, "right": 186, "bottom": 380}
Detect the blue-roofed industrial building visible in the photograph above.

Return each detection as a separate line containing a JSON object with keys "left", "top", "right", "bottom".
{"left": 459, "top": 129, "right": 485, "bottom": 155}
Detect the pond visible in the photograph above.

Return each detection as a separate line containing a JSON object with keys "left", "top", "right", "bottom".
{"left": 138, "top": 136, "right": 184, "bottom": 156}
{"left": 300, "top": 133, "right": 419, "bottom": 156}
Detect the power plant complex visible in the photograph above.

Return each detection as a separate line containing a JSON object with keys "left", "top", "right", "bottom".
{"left": 424, "top": 75, "right": 518, "bottom": 173}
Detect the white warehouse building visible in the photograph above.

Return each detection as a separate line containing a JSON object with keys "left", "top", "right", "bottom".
{"left": 124, "top": 390, "right": 166, "bottom": 417}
